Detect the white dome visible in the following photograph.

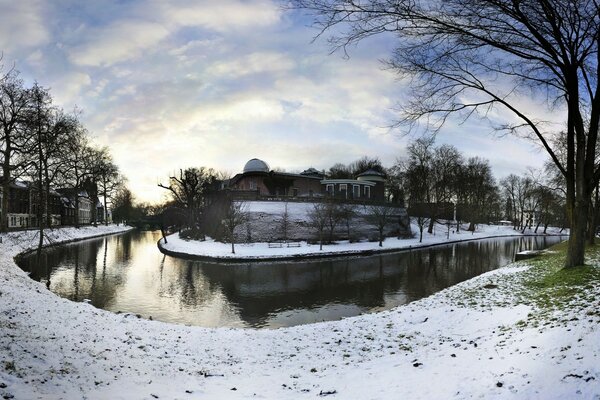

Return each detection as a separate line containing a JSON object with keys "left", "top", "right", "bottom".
{"left": 243, "top": 158, "right": 270, "bottom": 173}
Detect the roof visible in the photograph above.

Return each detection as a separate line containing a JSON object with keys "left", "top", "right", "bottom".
{"left": 243, "top": 158, "right": 270, "bottom": 173}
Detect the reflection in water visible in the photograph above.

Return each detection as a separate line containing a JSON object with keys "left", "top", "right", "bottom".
{"left": 19, "top": 231, "right": 566, "bottom": 329}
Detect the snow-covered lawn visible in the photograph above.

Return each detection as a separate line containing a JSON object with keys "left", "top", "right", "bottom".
{"left": 1, "top": 225, "right": 598, "bottom": 399}
{"left": 160, "top": 222, "right": 567, "bottom": 260}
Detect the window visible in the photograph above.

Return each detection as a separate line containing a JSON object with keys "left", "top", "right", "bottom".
{"left": 339, "top": 184, "right": 347, "bottom": 199}
{"left": 249, "top": 179, "right": 257, "bottom": 190}
{"left": 353, "top": 185, "right": 360, "bottom": 198}
{"left": 364, "top": 186, "right": 371, "bottom": 198}
{"left": 292, "top": 188, "right": 299, "bottom": 197}
{"left": 326, "top": 184, "right": 334, "bottom": 195}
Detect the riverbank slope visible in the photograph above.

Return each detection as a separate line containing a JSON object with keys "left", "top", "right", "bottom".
{"left": 1, "top": 225, "right": 598, "bottom": 399}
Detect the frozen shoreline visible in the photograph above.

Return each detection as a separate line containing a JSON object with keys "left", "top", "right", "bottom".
{"left": 1, "top": 224, "right": 598, "bottom": 399}
{"left": 159, "top": 223, "right": 568, "bottom": 261}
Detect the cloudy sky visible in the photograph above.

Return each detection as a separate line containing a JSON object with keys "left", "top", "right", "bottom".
{"left": 1, "top": 0, "right": 552, "bottom": 203}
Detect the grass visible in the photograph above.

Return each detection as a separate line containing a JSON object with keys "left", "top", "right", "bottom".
{"left": 441, "top": 240, "right": 600, "bottom": 331}
{"left": 516, "top": 241, "right": 600, "bottom": 327}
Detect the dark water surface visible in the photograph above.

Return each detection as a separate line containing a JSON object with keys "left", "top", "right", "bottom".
{"left": 18, "top": 230, "right": 565, "bottom": 329}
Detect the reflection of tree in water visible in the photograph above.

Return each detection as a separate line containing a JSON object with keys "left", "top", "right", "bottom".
{"left": 183, "top": 257, "right": 391, "bottom": 327}
{"left": 156, "top": 260, "right": 223, "bottom": 309}
{"left": 18, "top": 233, "right": 133, "bottom": 308}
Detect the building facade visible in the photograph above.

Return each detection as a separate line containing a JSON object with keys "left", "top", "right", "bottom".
{"left": 228, "top": 159, "right": 388, "bottom": 203}
{"left": 0, "top": 177, "right": 104, "bottom": 229}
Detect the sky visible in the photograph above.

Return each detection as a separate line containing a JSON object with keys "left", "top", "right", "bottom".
{"left": 0, "top": 0, "right": 554, "bottom": 203}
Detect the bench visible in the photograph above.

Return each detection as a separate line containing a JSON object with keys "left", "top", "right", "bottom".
{"left": 286, "top": 242, "right": 301, "bottom": 248}
{"left": 268, "top": 242, "right": 283, "bottom": 248}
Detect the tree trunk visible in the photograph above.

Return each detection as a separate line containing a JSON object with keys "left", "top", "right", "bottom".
{"left": 103, "top": 176, "right": 109, "bottom": 226}
{"left": 74, "top": 194, "right": 80, "bottom": 228}
{"left": 534, "top": 220, "right": 541, "bottom": 234}
{"left": 1, "top": 176, "right": 9, "bottom": 232}
{"left": 1, "top": 142, "right": 11, "bottom": 232}
{"left": 587, "top": 188, "right": 599, "bottom": 245}
{"left": 427, "top": 214, "right": 434, "bottom": 234}
{"left": 565, "top": 198, "right": 589, "bottom": 268}
{"left": 319, "top": 230, "right": 323, "bottom": 250}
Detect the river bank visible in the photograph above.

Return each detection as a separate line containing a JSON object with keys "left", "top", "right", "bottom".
{"left": 159, "top": 223, "right": 567, "bottom": 261}
{"left": 1, "top": 225, "right": 598, "bottom": 399}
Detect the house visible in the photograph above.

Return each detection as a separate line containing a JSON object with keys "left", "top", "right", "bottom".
{"left": 321, "top": 169, "right": 386, "bottom": 202}
{"left": 0, "top": 178, "right": 62, "bottom": 228}
{"left": 57, "top": 189, "right": 95, "bottom": 225}
{"left": 229, "top": 159, "right": 324, "bottom": 199}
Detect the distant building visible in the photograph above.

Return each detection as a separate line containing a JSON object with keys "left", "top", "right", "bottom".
{"left": 0, "top": 178, "right": 61, "bottom": 228}
{"left": 57, "top": 189, "right": 97, "bottom": 225}
{"left": 230, "top": 159, "right": 324, "bottom": 199}
{"left": 228, "top": 158, "right": 387, "bottom": 202}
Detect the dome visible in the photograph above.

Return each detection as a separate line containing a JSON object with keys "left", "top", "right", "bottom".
{"left": 243, "top": 158, "right": 270, "bottom": 173}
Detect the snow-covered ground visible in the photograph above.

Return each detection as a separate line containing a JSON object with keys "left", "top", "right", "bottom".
{"left": 161, "top": 222, "right": 567, "bottom": 260}
{"left": 1, "top": 224, "right": 599, "bottom": 399}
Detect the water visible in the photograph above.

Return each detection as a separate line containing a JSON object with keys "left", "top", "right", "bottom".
{"left": 18, "top": 230, "right": 565, "bottom": 329}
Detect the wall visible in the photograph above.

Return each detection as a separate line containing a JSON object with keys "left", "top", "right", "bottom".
{"left": 232, "top": 201, "right": 412, "bottom": 243}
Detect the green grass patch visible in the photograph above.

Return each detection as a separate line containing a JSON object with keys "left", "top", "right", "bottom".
{"left": 518, "top": 241, "right": 600, "bottom": 324}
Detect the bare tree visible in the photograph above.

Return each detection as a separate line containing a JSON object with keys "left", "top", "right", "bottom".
{"left": 365, "top": 205, "right": 393, "bottom": 247}
{"left": 28, "top": 82, "right": 53, "bottom": 251}
{"left": 324, "top": 201, "right": 342, "bottom": 243}
{"left": 222, "top": 199, "right": 248, "bottom": 254}
{"left": 308, "top": 202, "right": 328, "bottom": 250}
{"left": 279, "top": 201, "right": 290, "bottom": 241}
{"left": 158, "top": 167, "right": 217, "bottom": 232}
{"left": 292, "top": 0, "right": 600, "bottom": 268}
{"left": 0, "top": 70, "right": 33, "bottom": 232}
{"left": 95, "top": 146, "right": 121, "bottom": 225}
{"left": 339, "top": 203, "right": 357, "bottom": 240}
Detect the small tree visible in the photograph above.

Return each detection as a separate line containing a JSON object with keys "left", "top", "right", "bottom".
{"left": 308, "top": 202, "right": 328, "bottom": 250}
{"left": 222, "top": 199, "right": 248, "bottom": 254}
{"left": 365, "top": 205, "right": 394, "bottom": 247}
{"left": 339, "top": 203, "right": 356, "bottom": 240}
{"left": 279, "top": 201, "right": 290, "bottom": 241}
{"left": 324, "top": 201, "right": 342, "bottom": 243}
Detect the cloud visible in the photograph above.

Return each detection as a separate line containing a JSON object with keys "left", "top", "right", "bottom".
{"left": 157, "top": 0, "right": 281, "bottom": 32}
{"left": 64, "top": 0, "right": 282, "bottom": 67}
{"left": 0, "top": 0, "right": 49, "bottom": 55}
{"left": 208, "top": 52, "right": 295, "bottom": 78}
{"left": 68, "top": 20, "right": 170, "bottom": 67}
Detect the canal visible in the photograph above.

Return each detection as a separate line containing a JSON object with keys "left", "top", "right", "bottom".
{"left": 18, "top": 230, "right": 565, "bottom": 329}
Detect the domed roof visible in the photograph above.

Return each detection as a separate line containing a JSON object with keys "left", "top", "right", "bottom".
{"left": 243, "top": 158, "right": 270, "bottom": 173}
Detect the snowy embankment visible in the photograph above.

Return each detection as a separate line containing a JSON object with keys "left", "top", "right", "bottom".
{"left": 1, "top": 225, "right": 599, "bottom": 399}
{"left": 160, "top": 222, "right": 567, "bottom": 260}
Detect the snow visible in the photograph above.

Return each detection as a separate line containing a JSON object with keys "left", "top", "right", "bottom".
{"left": 1, "top": 224, "right": 599, "bottom": 399}
{"left": 160, "top": 221, "right": 567, "bottom": 260}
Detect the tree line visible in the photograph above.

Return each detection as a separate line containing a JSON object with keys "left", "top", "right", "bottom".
{"left": 0, "top": 66, "right": 122, "bottom": 243}
{"left": 291, "top": 0, "right": 600, "bottom": 268}
{"left": 150, "top": 143, "right": 573, "bottom": 252}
